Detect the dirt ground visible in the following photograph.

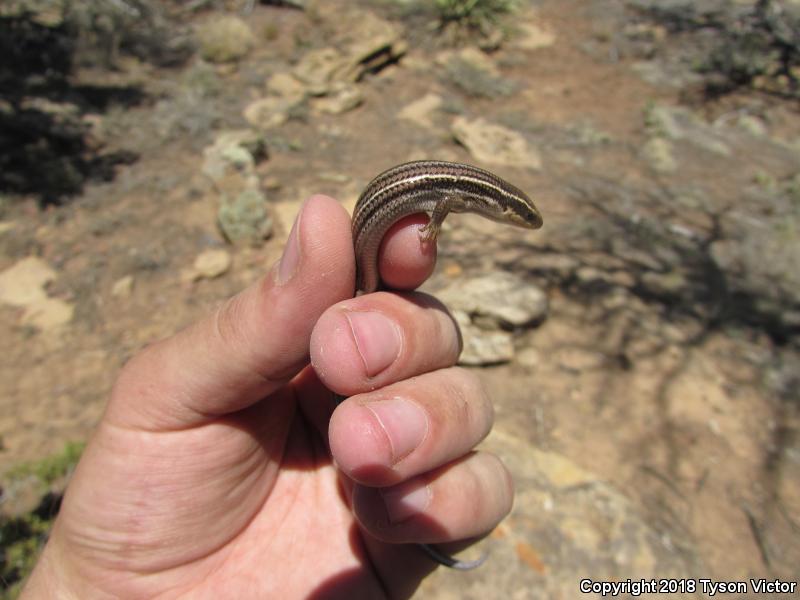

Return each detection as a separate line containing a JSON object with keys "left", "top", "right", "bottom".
{"left": 1, "top": 0, "right": 799, "bottom": 596}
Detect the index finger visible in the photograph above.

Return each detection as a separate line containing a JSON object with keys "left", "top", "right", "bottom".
{"left": 375, "top": 214, "right": 436, "bottom": 291}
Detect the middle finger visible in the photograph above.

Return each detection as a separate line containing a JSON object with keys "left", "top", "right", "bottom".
{"left": 329, "top": 367, "right": 494, "bottom": 487}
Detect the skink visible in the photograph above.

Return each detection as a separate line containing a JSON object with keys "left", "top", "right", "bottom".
{"left": 345, "top": 159, "right": 543, "bottom": 570}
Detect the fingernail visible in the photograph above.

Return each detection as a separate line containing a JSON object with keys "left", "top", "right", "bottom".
{"left": 381, "top": 480, "right": 431, "bottom": 523}
{"left": 366, "top": 397, "right": 428, "bottom": 463}
{"left": 345, "top": 311, "right": 401, "bottom": 377}
{"left": 277, "top": 200, "right": 304, "bottom": 285}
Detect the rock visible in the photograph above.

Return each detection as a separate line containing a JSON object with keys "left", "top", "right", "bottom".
{"left": 439, "top": 272, "right": 548, "bottom": 328}
{"left": 513, "top": 20, "right": 557, "bottom": 50}
{"left": 218, "top": 189, "right": 273, "bottom": 246}
{"left": 436, "top": 47, "right": 501, "bottom": 76}
{"left": 641, "top": 270, "right": 689, "bottom": 297}
{"left": 737, "top": 114, "right": 768, "bottom": 137}
{"left": 21, "top": 298, "right": 73, "bottom": 330}
{"left": 452, "top": 116, "right": 542, "bottom": 170}
{"left": 710, "top": 209, "right": 800, "bottom": 330}
{"left": 192, "top": 249, "right": 232, "bottom": 280}
{"left": 247, "top": 71, "right": 310, "bottom": 126}
{"left": 243, "top": 96, "right": 300, "bottom": 130}
{"left": 646, "top": 105, "right": 731, "bottom": 157}
{"left": 398, "top": 93, "right": 443, "bottom": 128}
{"left": 0, "top": 258, "right": 59, "bottom": 308}
{"left": 266, "top": 71, "right": 307, "bottom": 99}
{"left": 452, "top": 309, "right": 515, "bottom": 365}
{"left": 534, "top": 253, "right": 580, "bottom": 278}
{"left": 642, "top": 137, "right": 677, "bottom": 173}
{"left": 293, "top": 9, "right": 405, "bottom": 91}
{"left": 202, "top": 129, "right": 267, "bottom": 183}
{"left": 420, "top": 429, "right": 696, "bottom": 597}
{"left": 439, "top": 47, "right": 513, "bottom": 99}
{"left": 202, "top": 129, "right": 266, "bottom": 201}
{"left": 576, "top": 266, "right": 635, "bottom": 288}
{"left": 334, "top": 10, "right": 407, "bottom": 81}
{"left": 219, "top": 144, "right": 254, "bottom": 172}
{"left": 286, "top": 10, "right": 405, "bottom": 117}
{"left": 0, "top": 257, "right": 73, "bottom": 330}
{"left": 630, "top": 57, "right": 704, "bottom": 89}
{"left": 111, "top": 275, "right": 134, "bottom": 298}
{"left": 293, "top": 48, "right": 349, "bottom": 95}
{"left": 196, "top": 16, "right": 254, "bottom": 63}
{"left": 0, "top": 221, "right": 15, "bottom": 235}
{"left": 437, "top": 273, "right": 546, "bottom": 366}
{"left": 313, "top": 82, "right": 363, "bottom": 115}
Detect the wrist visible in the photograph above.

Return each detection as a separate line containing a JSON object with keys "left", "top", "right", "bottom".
{"left": 21, "top": 530, "right": 86, "bottom": 600}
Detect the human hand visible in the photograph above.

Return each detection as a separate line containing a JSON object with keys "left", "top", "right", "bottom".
{"left": 22, "top": 195, "right": 513, "bottom": 599}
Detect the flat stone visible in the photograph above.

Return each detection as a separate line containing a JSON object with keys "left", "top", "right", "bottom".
{"left": 534, "top": 253, "right": 580, "bottom": 278}
{"left": 334, "top": 10, "right": 407, "bottom": 81}
{"left": 21, "top": 298, "right": 74, "bottom": 330}
{"left": 513, "top": 20, "right": 557, "bottom": 50}
{"left": 0, "top": 257, "right": 73, "bottom": 330}
{"left": 452, "top": 116, "right": 542, "bottom": 170}
{"left": 313, "top": 82, "right": 363, "bottom": 115}
{"left": 436, "top": 47, "right": 501, "bottom": 76}
{"left": 266, "top": 71, "right": 307, "bottom": 98}
{"left": 293, "top": 48, "right": 350, "bottom": 94}
{"left": 452, "top": 309, "right": 515, "bottom": 365}
{"left": 439, "top": 48, "right": 513, "bottom": 98}
{"left": 0, "top": 257, "right": 54, "bottom": 307}
{"left": 438, "top": 272, "right": 548, "bottom": 327}
{"left": 193, "top": 249, "right": 232, "bottom": 279}
{"left": 641, "top": 270, "right": 689, "bottom": 296}
{"left": 111, "top": 275, "right": 134, "bottom": 298}
{"left": 202, "top": 129, "right": 266, "bottom": 183}
{"left": 709, "top": 209, "right": 800, "bottom": 329}
{"left": 420, "top": 428, "right": 696, "bottom": 597}
{"left": 243, "top": 96, "right": 297, "bottom": 130}
{"left": 398, "top": 93, "right": 443, "bottom": 128}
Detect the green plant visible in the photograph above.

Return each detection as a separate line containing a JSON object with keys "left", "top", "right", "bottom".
{"left": 1, "top": 512, "right": 51, "bottom": 600}
{"left": 434, "top": 0, "right": 519, "bottom": 45}
{"left": 6, "top": 441, "right": 85, "bottom": 486}
{"left": 1, "top": 441, "right": 85, "bottom": 598}
{"left": 435, "top": 0, "right": 517, "bottom": 28}
{"left": 636, "top": 0, "right": 800, "bottom": 98}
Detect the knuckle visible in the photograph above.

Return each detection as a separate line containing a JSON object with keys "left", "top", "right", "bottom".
{"left": 212, "top": 295, "right": 248, "bottom": 351}
{"left": 438, "top": 368, "right": 494, "bottom": 431}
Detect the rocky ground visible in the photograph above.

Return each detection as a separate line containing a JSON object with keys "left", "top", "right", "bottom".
{"left": 1, "top": 0, "right": 799, "bottom": 597}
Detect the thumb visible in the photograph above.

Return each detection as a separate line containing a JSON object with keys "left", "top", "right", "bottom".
{"left": 107, "top": 194, "right": 354, "bottom": 429}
